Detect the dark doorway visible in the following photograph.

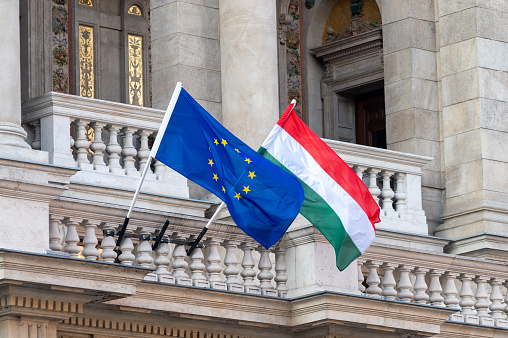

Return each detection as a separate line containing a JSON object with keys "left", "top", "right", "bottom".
{"left": 355, "top": 90, "right": 386, "bottom": 149}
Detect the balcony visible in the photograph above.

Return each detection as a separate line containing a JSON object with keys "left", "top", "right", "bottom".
{"left": 5, "top": 93, "right": 505, "bottom": 336}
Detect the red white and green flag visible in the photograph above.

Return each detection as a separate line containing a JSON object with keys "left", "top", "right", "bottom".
{"left": 258, "top": 101, "right": 381, "bottom": 271}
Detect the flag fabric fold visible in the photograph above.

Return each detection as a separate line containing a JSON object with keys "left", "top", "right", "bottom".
{"left": 259, "top": 101, "right": 380, "bottom": 270}
{"left": 151, "top": 84, "right": 304, "bottom": 249}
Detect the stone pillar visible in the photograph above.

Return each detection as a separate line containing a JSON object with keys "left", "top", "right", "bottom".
{"left": 435, "top": 1, "right": 508, "bottom": 259}
{"left": 219, "top": 0, "right": 280, "bottom": 148}
{"left": 0, "top": 0, "right": 29, "bottom": 149}
{"left": 381, "top": 0, "right": 441, "bottom": 234}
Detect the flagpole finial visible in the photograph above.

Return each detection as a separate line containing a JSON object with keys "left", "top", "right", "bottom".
{"left": 291, "top": 99, "right": 297, "bottom": 105}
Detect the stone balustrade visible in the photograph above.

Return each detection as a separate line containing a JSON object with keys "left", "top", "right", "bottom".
{"left": 325, "top": 139, "right": 433, "bottom": 236}
{"left": 21, "top": 92, "right": 188, "bottom": 198}
{"left": 360, "top": 245, "right": 508, "bottom": 328}
{"left": 48, "top": 213, "right": 287, "bottom": 298}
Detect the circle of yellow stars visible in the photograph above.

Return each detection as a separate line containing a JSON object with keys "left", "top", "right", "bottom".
{"left": 208, "top": 137, "right": 257, "bottom": 202}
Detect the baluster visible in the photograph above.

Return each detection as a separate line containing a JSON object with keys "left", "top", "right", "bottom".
{"left": 274, "top": 244, "right": 289, "bottom": 298}
{"left": 474, "top": 276, "right": 494, "bottom": 326}
{"left": 504, "top": 280, "right": 508, "bottom": 320}
{"left": 62, "top": 217, "right": 81, "bottom": 258}
{"left": 154, "top": 236, "right": 174, "bottom": 283}
{"left": 137, "top": 129, "right": 154, "bottom": 178}
{"left": 189, "top": 235, "right": 209, "bottom": 288}
{"left": 122, "top": 127, "right": 139, "bottom": 177}
{"left": 99, "top": 223, "right": 118, "bottom": 263}
{"left": 489, "top": 278, "right": 507, "bottom": 326}
{"left": 49, "top": 215, "right": 63, "bottom": 251}
{"left": 459, "top": 274, "right": 478, "bottom": 323}
{"left": 393, "top": 172, "right": 407, "bottom": 217}
{"left": 154, "top": 160, "right": 165, "bottom": 181}
{"left": 365, "top": 261, "right": 382, "bottom": 298}
{"left": 380, "top": 170, "right": 395, "bottom": 216}
{"left": 106, "top": 124, "right": 124, "bottom": 175}
{"left": 380, "top": 263, "right": 397, "bottom": 300}
{"left": 443, "top": 272, "right": 460, "bottom": 308}
{"left": 73, "top": 119, "right": 92, "bottom": 169}
{"left": 396, "top": 265, "right": 413, "bottom": 302}
{"left": 90, "top": 122, "right": 108, "bottom": 172}
{"left": 171, "top": 233, "right": 192, "bottom": 285}
{"left": 81, "top": 220, "right": 99, "bottom": 260}
{"left": 367, "top": 168, "right": 381, "bottom": 205}
{"left": 353, "top": 165, "right": 366, "bottom": 183}
{"left": 257, "top": 246, "right": 277, "bottom": 296}
{"left": 412, "top": 267, "right": 429, "bottom": 304}
{"left": 118, "top": 237, "right": 135, "bottom": 265}
{"left": 358, "top": 260, "right": 366, "bottom": 293}
{"left": 428, "top": 269, "right": 444, "bottom": 306}
{"left": 30, "top": 120, "right": 41, "bottom": 150}
{"left": 205, "top": 238, "right": 226, "bottom": 290}
{"left": 240, "top": 243, "right": 260, "bottom": 294}
{"left": 223, "top": 240, "right": 244, "bottom": 292}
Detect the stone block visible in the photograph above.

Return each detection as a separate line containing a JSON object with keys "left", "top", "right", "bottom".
{"left": 387, "top": 138, "right": 416, "bottom": 154}
{"left": 479, "top": 0, "right": 508, "bottom": 12}
{"left": 261, "top": 289, "right": 278, "bottom": 297}
{"left": 150, "top": 2, "right": 177, "bottom": 40}
{"left": 385, "top": 79, "right": 412, "bottom": 114}
{"left": 385, "top": 109, "right": 414, "bottom": 143}
{"left": 477, "top": 38, "right": 508, "bottom": 72}
{"left": 441, "top": 68, "right": 479, "bottom": 107}
{"left": 479, "top": 317, "right": 495, "bottom": 326}
{"left": 411, "top": 19, "right": 437, "bottom": 51}
{"left": 383, "top": 20, "right": 411, "bottom": 54}
{"left": 193, "top": 280, "right": 210, "bottom": 288}
{"left": 440, "top": 38, "right": 478, "bottom": 77}
{"left": 384, "top": 48, "right": 411, "bottom": 84}
{"left": 381, "top": 0, "right": 410, "bottom": 24}
{"left": 443, "top": 99, "right": 481, "bottom": 137}
{"left": 495, "top": 319, "right": 508, "bottom": 328}
{"left": 438, "top": 0, "right": 475, "bottom": 17}
{"left": 151, "top": 34, "right": 179, "bottom": 70}
{"left": 227, "top": 284, "right": 245, "bottom": 293}
{"left": 177, "top": 2, "right": 219, "bottom": 40}
{"left": 464, "top": 315, "right": 479, "bottom": 324}
{"left": 444, "top": 129, "right": 482, "bottom": 168}
{"left": 244, "top": 286, "right": 261, "bottom": 295}
{"left": 412, "top": 48, "right": 437, "bottom": 81}
{"left": 410, "top": 0, "right": 435, "bottom": 21}
{"left": 477, "top": 7, "right": 508, "bottom": 43}
{"left": 439, "top": 8, "right": 477, "bottom": 47}
{"left": 480, "top": 98, "right": 508, "bottom": 131}
{"left": 482, "top": 129, "right": 508, "bottom": 163}
{"left": 158, "top": 274, "right": 175, "bottom": 284}
{"left": 478, "top": 68, "right": 508, "bottom": 102}
{"left": 414, "top": 109, "right": 440, "bottom": 141}
{"left": 178, "top": 34, "right": 220, "bottom": 70}
{"left": 484, "top": 159, "right": 508, "bottom": 193}
{"left": 421, "top": 169, "right": 442, "bottom": 190}
{"left": 143, "top": 273, "right": 157, "bottom": 282}
{"left": 444, "top": 160, "right": 483, "bottom": 198}
{"left": 175, "top": 277, "right": 193, "bottom": 286}
{"left": 448, "top": 313, "right": 464, "bottom": 322}
{"left": 209, "top": 281, "right": 227, "bottom": 290}
{"left": 414, "top": 139, "right": 441, "bottom": 172}
{"left": 412, "top": 78, "right": 439, "bottom": 111}
{"left": 196, "top": 99, "right": 221, "bottom": 122}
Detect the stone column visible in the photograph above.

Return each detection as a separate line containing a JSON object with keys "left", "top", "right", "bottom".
{"left": 0, "top": 0, "right": 29, "bottom": 149}
{"left": 219, "top": 0, "right": 279, "bottom": 148}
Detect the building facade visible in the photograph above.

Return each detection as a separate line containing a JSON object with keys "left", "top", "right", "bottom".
{"left": 1, "top": 0, "right": 508, "bottom": 337}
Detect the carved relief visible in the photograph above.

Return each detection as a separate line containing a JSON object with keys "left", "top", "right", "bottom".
{"left": 78, "top": 0, "right": 93, "bottom": 6}
{"left": 51, "top": 0, "right": 70, "bottom": 93}
{"left": 128, "top": 5, "right": 142, "bottom": 16}
{"left": 79, "top": 25, "right": 94, "bottom": 98}
{"left": 128, "top": 35, "right": 144, "bottom": 106}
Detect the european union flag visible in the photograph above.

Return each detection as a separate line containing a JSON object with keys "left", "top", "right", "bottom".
{"left": 151, "top": 83, "right": 304, "bottom": 248}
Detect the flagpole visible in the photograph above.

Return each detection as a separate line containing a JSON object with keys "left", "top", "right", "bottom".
{"left": 186, "top": 202, "right": 225, "bottom": 255}
{"left": 116, "top": 155, "right": 153, "bottom": 248}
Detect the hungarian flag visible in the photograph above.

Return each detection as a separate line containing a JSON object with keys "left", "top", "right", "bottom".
{"left": 258, "top": 101, "right": 380, "bottom": 270}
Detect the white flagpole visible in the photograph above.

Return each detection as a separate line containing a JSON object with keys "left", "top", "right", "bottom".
{"left": 116, "top": 82, "right": 182, "bottom": 248}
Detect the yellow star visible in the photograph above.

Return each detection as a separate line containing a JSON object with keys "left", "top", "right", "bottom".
{"left": 208, "top": 159, "right": 214, "bottom": 167}
{"left": 248, "top": 171, "right": 256, "bottom": 179}
{"left": 214, "top": 138, "right": 219, "bottom": 146}
{"left": 242, "top": 186, "right": 251, "bottom": 194}
{"left": 244, "top": 158, "right": 252, "bottom": 164}
{"left": 221, "top": 139, "right": 228, "bottom": 146}
{"left": 222, "top": 186, "right": 226, "bottom": 193}
{"left": 234, "top": 192, "right": 242, "bottom": 200}
{"left": 213, "top": 173, "right": 218, "bottom": 181}
{"left": 235, "top": 148, "right": 240, "bottom": 153}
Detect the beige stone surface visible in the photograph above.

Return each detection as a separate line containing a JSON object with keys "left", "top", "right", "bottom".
{"left": 385, "top": 79, "right": 412, "bottom": 114}
{"left": 440, "top": 38, "right": 478, "bottom": 77}
{"left": 480, "top": 98, "right": 508, "bottom": 131}
{"left": 177, "top": 2, "right": 219, "bottom": 39}
{"left": 439, "top": 8, "right": 477, "bottom": 47}
{"left": 412, "top": 48, "right": 438, "bottom": 81}
{"left": 445, "top": 159, "right": 483, "bottom": 198}
{"left": 441, "top": 68, "right": 479, "bottom": 107}
{"left": 412, "top": 78, "right": 439, "bottom": 111}
{"left": 384, "top": 48, "right": 411, "bottom": 84}
{"left": 443, "top": 99, "right": 481, "bottom": 137}
{"left": 477, "top": 38, "right": 508, "bottom": 72}
{"left": 383, "top": 20, "right": 411, "bottom": 54}
{"left": 478, "top": 68, "right": 508, "bottom": 102}
{"left": 476, "top": 7, "right": 508, "bottom": 43}
{"left": 386, "top": 109, "right": 415, "bottom": 143}
{"left": 444, "top": 129, "right": 482, "bottom": 168}
{"left": 438, "top": 0, "right": 476, "bottom": 17}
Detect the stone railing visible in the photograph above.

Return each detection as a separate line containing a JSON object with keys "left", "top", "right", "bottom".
{"left": 21, "top": 92, "right": 188, "bottom": 198}
{"left": 360, "top": 245, "right": 508, "bottom": 328}
{"left": 47, "top": 212, "right": 288, "bottom": 298}
{"left": 325, "top": 139, "right": 432, "bottom": 236}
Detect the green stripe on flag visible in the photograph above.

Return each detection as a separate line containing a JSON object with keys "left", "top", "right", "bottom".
{"left": 259, "top": 147, "right": 361, "bottom": 271}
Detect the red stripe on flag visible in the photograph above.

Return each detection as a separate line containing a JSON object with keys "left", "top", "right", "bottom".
{"left": 278, "top": 105, "right": 380, "bottom": 229}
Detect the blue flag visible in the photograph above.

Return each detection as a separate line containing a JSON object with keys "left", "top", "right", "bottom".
{"left": 151, "top": 83, "right": 304, "bottom": 248}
